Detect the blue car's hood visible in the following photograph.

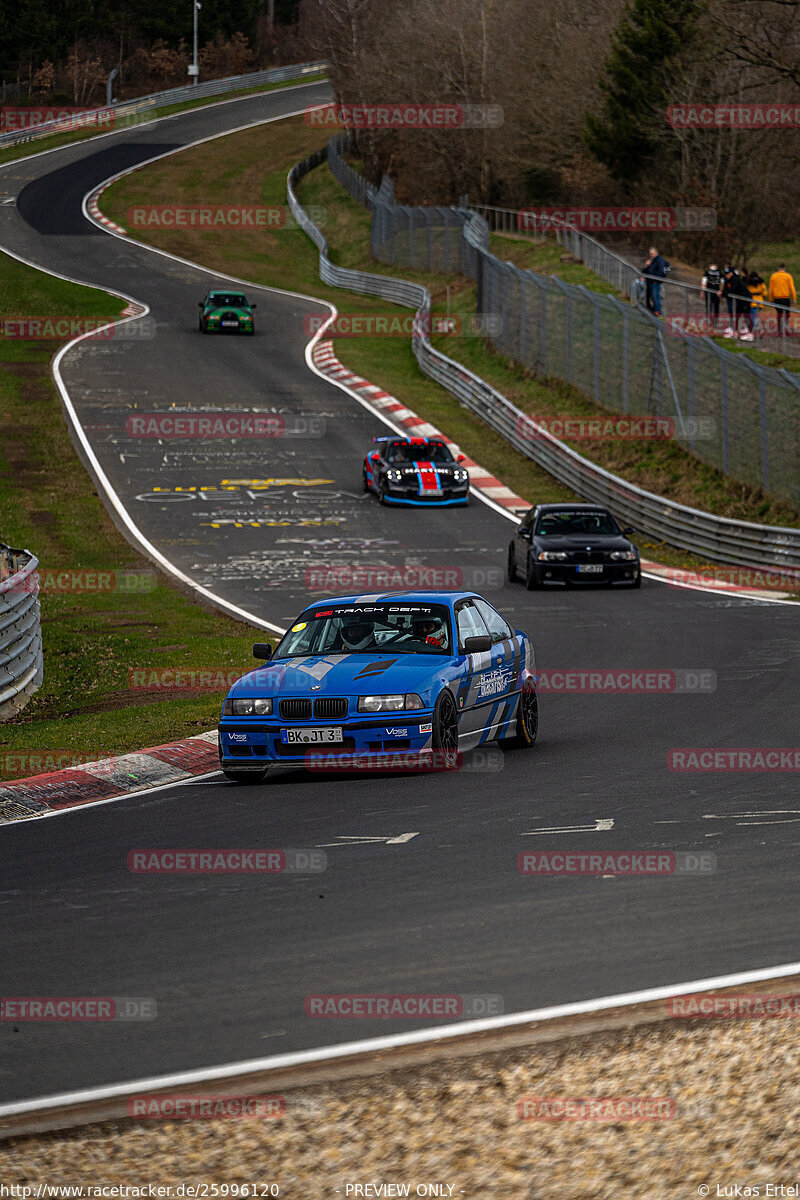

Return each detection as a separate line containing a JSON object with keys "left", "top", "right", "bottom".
{"left": 231, "top": 653, "right": 447, "bottom": 700}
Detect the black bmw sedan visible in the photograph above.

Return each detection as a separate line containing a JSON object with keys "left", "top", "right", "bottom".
{"left": 508, "top": 503, "right": 641, "bottom": 589}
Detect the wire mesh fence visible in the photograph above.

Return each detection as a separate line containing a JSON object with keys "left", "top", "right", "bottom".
{"left": 327, "top": 136, "right": 799, "bottom": 507}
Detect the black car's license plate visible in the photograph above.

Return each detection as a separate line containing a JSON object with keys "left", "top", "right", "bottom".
{"left": 577, "top": 564, "right": 604, "bottom": 573}
{"left": 280, "top": 727, "right": 343, "bottom": 745}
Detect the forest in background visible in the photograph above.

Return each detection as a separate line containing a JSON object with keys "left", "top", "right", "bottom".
{"left": 3, "top": 0, "right": 800, "bottom": 264}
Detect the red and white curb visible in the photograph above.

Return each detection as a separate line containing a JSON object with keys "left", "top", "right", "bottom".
{"left": 312, "top": 339, "right": 530, "bottom": 513}
{"left": 86, "top": 183, "right": 127, "bottom": 236}
{"left": 0, "top": 731, "right": 219, "bottom": 823}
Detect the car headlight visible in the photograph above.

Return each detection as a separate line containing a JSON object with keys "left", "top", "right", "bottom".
{"left": 538, "top": 551, "right": 569, "bottom": 562}
{"left": 222, "top": 697, "right": 272, "bottom": 715}
{"left": 453, "top": 469, "right": 469, "bottom": 482}
{"left": 386, "top": 469, "right": 403, "bottom": 482}
{"left": 610, "top": 550, "right": 638, "bottom": 561}
{"left": 358, "top": 693, "right": 424, "bottom": 712}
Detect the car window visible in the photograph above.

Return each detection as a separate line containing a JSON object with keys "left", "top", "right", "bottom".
{"left": 521, "top": 508, "right": 536, "bottom": 529}
{"left": 456, "top": 602, "right": 490, "bottom": 650}
{"left": 473, "top": 599, "right": 512, "bottom": 644}
{"left": 536, "top": 510, "right": 620, "bottom": 536}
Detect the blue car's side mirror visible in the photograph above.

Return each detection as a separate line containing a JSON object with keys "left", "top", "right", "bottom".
{"left": 253, "top": 643, "right": 273, "bottom": 660}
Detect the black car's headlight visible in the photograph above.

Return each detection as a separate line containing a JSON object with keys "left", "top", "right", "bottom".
{"left": 386, "top": 469, "right": 403, "bottom": 483}
{"left": 610, "top": 550, "right": 638, "bottom": 561}
{"left": 538, "top": 551, "right": 569, "bottom": 562}
{"left": 358, "top": 693, "right": 424, "bottom": 712}
{"left": 453, "top": 468, "right": 469, "bottom": 482}
{"left": 222, "top": 697, "right": 272, "bottom": 715}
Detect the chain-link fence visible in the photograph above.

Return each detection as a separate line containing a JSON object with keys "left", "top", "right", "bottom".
{"left": 327, "top": 136, "right": 799, "bottom": 508}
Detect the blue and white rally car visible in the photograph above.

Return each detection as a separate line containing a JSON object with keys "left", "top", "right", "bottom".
{"left": 362, "top": 436, "right": 470, "bottom": 506}
{"left": 218, "top": 591, "right": 537, "bottom": 782}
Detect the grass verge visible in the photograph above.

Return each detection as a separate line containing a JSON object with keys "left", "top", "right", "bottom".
{"left": 0, "top": 250, "right": 268, "bottom": 779}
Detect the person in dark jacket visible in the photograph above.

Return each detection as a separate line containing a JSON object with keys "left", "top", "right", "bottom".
{"left": 723, "top": 268, "right": 752, "bottom": 339}
{"left": 702, "top": 264, "right": 722, "bottom": 331}
{"left": 643, "top": 247, "right": 670, "bottom": 317}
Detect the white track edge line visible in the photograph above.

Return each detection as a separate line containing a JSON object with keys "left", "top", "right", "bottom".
{"left": 3, "top": 957, "right": 800, "bottom": 1118}
{"left": 0, "top": 770, "right": 224, "bottom": 828}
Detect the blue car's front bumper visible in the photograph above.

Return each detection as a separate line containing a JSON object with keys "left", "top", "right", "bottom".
{"left": 219, "top": 712, "right": 436, "bottom": 772}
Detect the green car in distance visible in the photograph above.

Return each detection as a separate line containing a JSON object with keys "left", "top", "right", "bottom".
{"left": 198, "top": 290, "right": 256, "bottom": 335}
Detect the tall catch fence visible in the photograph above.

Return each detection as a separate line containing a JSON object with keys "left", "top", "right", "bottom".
{"left": 0, "top": 544, "right": 42, "bottom": 721}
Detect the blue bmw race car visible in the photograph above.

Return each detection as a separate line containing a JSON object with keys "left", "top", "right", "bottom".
{"left": 362, "top": 436, "right": 470, "bottom": 506}
{"left": 217, "top": 591, "right": 537, "bottom": 782}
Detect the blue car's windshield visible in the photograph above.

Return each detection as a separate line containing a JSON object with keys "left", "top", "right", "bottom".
{"left": 273, "top": 603, "right": 452, "bottom": 657}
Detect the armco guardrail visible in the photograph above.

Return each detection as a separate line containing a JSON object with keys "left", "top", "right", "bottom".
{"left": 288, "top": 146, "right": 800, "bottom": 571}
{"left": 0, "top": 544, "right": 43, "bottom": 720}
{"left": 0, "top": 61, "right": 326, "bottom": 151}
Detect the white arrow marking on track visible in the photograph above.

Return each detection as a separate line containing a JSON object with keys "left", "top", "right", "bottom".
{"left": 316, "top": 832, "right": 420, "bottom": 847}
{"left": 521, "top": 818, "right": 614, "bottom": 836}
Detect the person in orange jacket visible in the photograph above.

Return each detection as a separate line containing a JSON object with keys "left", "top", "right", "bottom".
{"left": 745, "top": 271, "right": 767, "bottom": 340}
{"left": 768, "top": 264, "right": 796, "bottom": 335}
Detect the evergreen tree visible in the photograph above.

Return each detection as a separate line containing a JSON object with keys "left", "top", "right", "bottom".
{"left": 584, "top": 0, "right": 704, "bottom": 186}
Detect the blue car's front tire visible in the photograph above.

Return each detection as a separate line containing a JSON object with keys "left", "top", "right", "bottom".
{"left": 433, "top": 690, "right": 459, "bottom": 768}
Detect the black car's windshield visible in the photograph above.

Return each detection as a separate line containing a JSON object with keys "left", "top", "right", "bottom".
{"left": 385, "top": 440, "right": 455, "bottom": 464}
{"left": 209, "top": 294, "right": 248, "bottom": 307}
{"left": 536, "top": 510, "right": 621, "bottom": 536}
{"left": 273, "top": 603, "right": 452, "bottom": 657}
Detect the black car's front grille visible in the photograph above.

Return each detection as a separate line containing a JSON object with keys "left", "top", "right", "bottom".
{"left": 314, "top": 697, "right": 348, "bottom": 718}
{"left": 570, "top": 550, "right": 609, "bottom": 563}
{"left": 279, "top": 698, "right": 312, "bottom": 720}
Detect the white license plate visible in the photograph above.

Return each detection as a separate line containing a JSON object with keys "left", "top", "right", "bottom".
{"left": 577, "top": 563, "right": 604, "bottom": 574}
{"left": 281, "top": 727, "right": 343, "bottom": 745}
{"left": 222, "top": 320, "right": 239, "bottom": 327}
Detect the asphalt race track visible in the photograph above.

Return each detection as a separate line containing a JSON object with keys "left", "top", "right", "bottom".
{"left": 0, "top": 83, "right": 798, "bottom": 1104}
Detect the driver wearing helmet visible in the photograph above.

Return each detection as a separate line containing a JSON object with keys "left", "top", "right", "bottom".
{"left": 412, "top": 614, "right": 445, "bottom": 648}
{"left": 338, "top": 612, "right": 377, "bottom": 652}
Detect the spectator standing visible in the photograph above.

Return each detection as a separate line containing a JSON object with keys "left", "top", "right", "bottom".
{"left": 722, "top": 268, "right": 752, "bottom": 340}
{"left": 643, "top": 246, "right": 670, "bottom": 317}
{"left": 768, "top": 263, "right": 796, "bottom": 336}
{"left": 746, "top": 271, "right": 766, "bottom": 339}
{"left": 702, "top": 263, "right": 722, "bottom": 333}
{"left": 720, "top": 262, "right": 737, "bottom": 334}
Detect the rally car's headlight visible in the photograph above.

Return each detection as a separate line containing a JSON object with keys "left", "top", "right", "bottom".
{"left": 538, "top": 551, "right": 569, "bottom": 562}
{"left": 222, "top": 697, "right": 272, "bottom": 715}
{"left": 610, "top": 550, "right": 638, "bottom": 561}
{"left": 358, "top": 693, "right": 424, "bottom": 712}
{"left": 453, "top": 469, "right": 469, "bottom": 482}
{"left": 386, "top": 469, "right": 403, "bottom": 482}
